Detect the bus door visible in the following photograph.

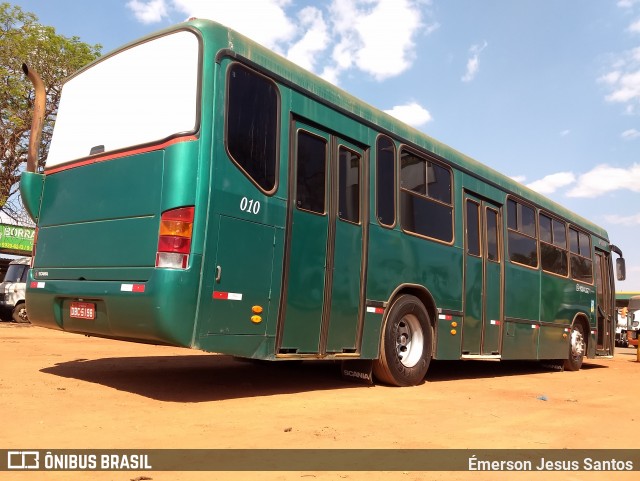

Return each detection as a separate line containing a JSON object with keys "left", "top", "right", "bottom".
{"left": 462, "top": 194, "right": 503, "bottom": 356}
{"left": 594, "top": 249, "right": 614, "bottom": 356}
{"left": 277, "top": 120, "right": 365, "bottom": 355}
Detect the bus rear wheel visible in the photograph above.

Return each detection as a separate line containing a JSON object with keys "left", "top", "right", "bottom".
{"left": 564, "top": 322, "right": 585, "bottom": 371}
{"left": 373, "top": 295, "right": 432, "bottom": 387}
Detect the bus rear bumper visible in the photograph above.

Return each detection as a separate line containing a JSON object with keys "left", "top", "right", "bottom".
{"left": 25, "top": 263, "right": 201, "bottom": 348}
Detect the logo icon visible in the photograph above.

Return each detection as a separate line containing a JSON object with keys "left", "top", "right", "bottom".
{"left": 7, "top": 451, "right": 39, "bottom": 470}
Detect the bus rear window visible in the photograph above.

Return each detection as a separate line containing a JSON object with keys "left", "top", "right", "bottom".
{"left": 47, "top": 31, "right": 200, "bottom": 166}
{"left": 226, "top": 63, "right": 279, "bottom": 192}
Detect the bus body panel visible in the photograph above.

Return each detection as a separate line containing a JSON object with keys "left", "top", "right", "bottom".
{"left": 325, "top": 218, "right": 364, "bottom": 353}
{"left": 501, "top": 321, "right": 539, "bottom": 359}
{"left": 27, "top": 258, "right": 201, "bottom": 347}
{"left": 192, "top": 56, "right": 287, "bottom": 356}
{"left": 37, "top": 151, "right": 163, "bottom": 271}
{"left": 196, "top": 215, "right": 275, "bottom": 337}
{"left": 27, "top": 139, "right": 202, "bottom": 343}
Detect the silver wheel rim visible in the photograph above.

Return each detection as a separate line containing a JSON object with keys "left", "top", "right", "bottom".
{"left": 16, "top": 306, "right": 28, "bottom": 322}
{"left": 395, "top": 314, "right": 424, "bottom": 368}
{"left": 570, "top": 328, "right": 585, "bottom": 359}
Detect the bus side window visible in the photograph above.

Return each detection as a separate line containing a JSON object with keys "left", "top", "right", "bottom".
{"left": 338, "top": 147, "right": 360, "bottom": 223}
{"left": 296, "top": 131, "right": 327, "bottom": 215}
{"left": 376, "top": 136, "right": 396, "bottom": 227}
{"left": 539, "top": 212, "right": 568, "bottom": 276}
{"left": 466, "top": 200, "right": 481, "bottom": 257}
{"left": 569, "top": 227, "right": 593, "bottom": 284}
{"left": 507, "top": 198, "right": 538, "bottom": 268}
{"left": 399, "top": 149, "right": 453, "bottom": 243}
{"left": 226, "top": 63, "right": 279, "bottom": 193}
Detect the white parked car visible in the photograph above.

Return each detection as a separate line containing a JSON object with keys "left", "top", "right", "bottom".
{"left": 0, "top": 257, "right": 30, "bottom": 323}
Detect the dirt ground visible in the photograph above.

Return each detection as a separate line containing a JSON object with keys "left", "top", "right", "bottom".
{"left": 1, "top": 321, "right": 639, "bottom": 481}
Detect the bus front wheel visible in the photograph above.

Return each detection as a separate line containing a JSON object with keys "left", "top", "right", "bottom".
{"left": 564, "top": 322, "right": 586, "bottom": 371}
{"left": 373, "top": 295, "right": 432, "bottom": 387}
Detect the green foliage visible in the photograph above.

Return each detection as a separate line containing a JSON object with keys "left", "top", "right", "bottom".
{"left": 0, "top": 2, "right": 101, "bottom": 221}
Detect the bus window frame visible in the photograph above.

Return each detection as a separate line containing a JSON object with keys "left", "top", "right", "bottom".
{"left": 224, "top": 61, "right": 281, "bottom": 196}
{"left": 485, "top": 205, "right": 501, "bottom": 263}
{"left": 398, "top": 145, "right": 455, "bottom": 246}
{"left": 538, "top": 210, "right": 569, "bottom": 279}
{"left": 465, "top": 198, "right": 482, "bottom": 258}
{"left": 375, "top": 134, "right": 397, "bottom": 229}
{"left": 568, "top": 225, "right": 595, "bottom": 286}
{"left": 337, "top": 144, "right": 362, "bottom": 226}
{"left": 294, "top": 128, "right": 329, "bottom": 217}
{"left": 506, "top": 195, "right": 539, "bottom": 270}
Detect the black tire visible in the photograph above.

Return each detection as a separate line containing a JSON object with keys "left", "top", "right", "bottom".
{"left": 564, "top": 322, "right": 585, "bottom": 371}
{"left": 12, "top": 303, "right": 29, "bottom": 323}
{"left": 373, "top": 294, "right": 433, "bottom": 386}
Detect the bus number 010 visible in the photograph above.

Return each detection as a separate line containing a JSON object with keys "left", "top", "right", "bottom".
{"left": 240, "top": 197, "right": 261, "bottom": 215}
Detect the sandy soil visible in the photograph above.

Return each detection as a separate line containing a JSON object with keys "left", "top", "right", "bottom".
{"left": 1, "top": 321, "right": 639, "bottom": 481}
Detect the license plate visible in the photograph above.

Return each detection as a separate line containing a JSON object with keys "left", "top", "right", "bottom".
{"left": 70, "top": 302, "right": 95, "bottom": 320}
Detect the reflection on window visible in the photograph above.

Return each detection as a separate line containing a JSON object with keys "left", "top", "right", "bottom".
{"left": 400, "top": 149, "right": 453, "bottom": 242}
{"left": 540, "top": 214, "right": 552, "bottom": 244}
{"left": 553, "top": 219, "right": 566, "bottom": 248}
{"left": 296, "top": 131, "right": 326, "bottom": 214}
{"left": 539, "top": 212, "right": 568, "bottom": 276}
{"left": 466, "top": 200, "right": 480, "bottom": 257}
{"left": 569, "top": 227, "right": 593, "bottom": 284}
{"left": 376, "top": 136, "right": 395, "bottom": 226}
{"left": 541, "top": 244, "right": 568, "bottom": 276}
{"left": 507, "top": 199, "right": 535, "bottom": 237}
{"left": 226, "top": 63, "right": 278, "bottom": 192}
{"left": 486, "top": 208, "right": 499, "bottom": 262}
{"left": 507, "top": 198, "right": 538, "bottom": 267}
{"left": 338, "top": 147, "right": 360, "bottom": 223}
{"left": 508, "top": 231, "right": 538, "bottom": 267}
{"left": 4, "top": 265, "right": 27, "bottom": 283}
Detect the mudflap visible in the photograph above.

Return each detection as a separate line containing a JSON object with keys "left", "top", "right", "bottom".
{"left": 341, "top": 359, "right": 374, "bottom": 385}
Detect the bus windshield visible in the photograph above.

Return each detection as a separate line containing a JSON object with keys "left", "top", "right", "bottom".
{"left": 46, "top": 30, "right": 200, "bottom": 167}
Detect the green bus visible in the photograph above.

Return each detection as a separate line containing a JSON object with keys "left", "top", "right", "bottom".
{"left": 21, "top": 19, "right": 626, "bottom": 386}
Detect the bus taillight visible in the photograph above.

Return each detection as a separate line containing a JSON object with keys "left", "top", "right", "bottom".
{"left": 156, "top": 206, "right": 194, "bottom": 269}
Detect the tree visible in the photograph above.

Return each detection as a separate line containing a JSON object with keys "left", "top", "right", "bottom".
{"left": 0, "top": 3, "right": 101, "bottom": 224}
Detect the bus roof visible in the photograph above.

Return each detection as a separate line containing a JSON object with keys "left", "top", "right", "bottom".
{"left": 81, "top": 18, "right": 610, "bottom": 242}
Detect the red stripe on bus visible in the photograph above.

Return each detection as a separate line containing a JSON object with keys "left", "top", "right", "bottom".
{"left": 45, "top": 135, "right": 198, "bottom": 174}
{"left": 213, "top": 292, "right": 229, "bottom": 300}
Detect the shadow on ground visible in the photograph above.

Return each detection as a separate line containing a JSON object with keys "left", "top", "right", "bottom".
{"left": 41, "top": 355, "right": 358, "bottom": 402}
{"left": 39, "top": 352, "right": 606, "bottom": 401}
{"left": 425, "top": 358, "right": 606, "bottom": 383}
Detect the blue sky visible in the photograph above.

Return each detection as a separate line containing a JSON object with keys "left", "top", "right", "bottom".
{"left": 11, "top": 0, "right": 640, "bottom": 291}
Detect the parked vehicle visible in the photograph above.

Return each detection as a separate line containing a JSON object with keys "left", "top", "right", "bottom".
{"left": 0, "top": 257, "right": 30, "bottom": 323}
{"left": 626, "top": 296, "right": 640, "bottom": 348}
